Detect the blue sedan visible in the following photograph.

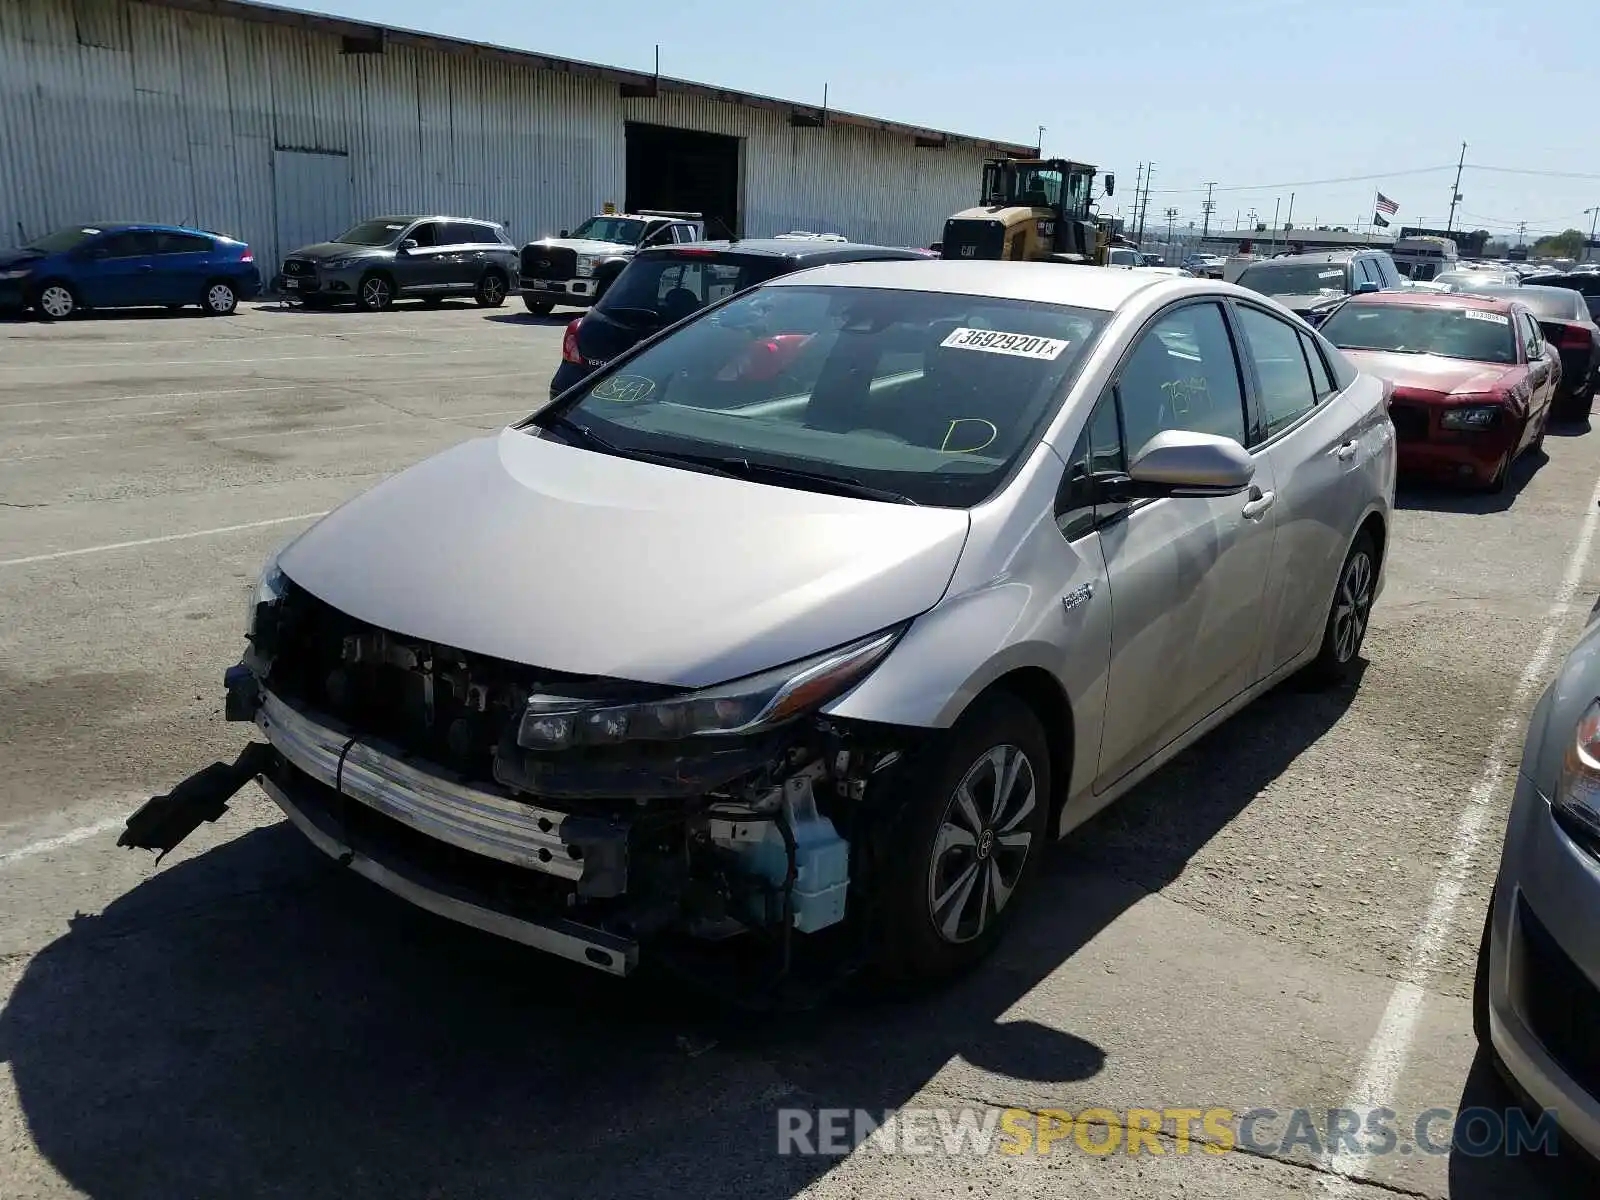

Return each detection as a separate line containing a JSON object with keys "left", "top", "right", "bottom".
{"left": 0, "top": 223, "right": 261, "bottom": 320}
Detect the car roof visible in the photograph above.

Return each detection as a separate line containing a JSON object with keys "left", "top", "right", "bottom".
{"left": 1341, "top": 290, "right": 1520, "bottom": 313}
{"left": 638, "top": 239, "right": 928, "bottom": 263}
{"left": 368, "top": 214, "right": 503, "bottom": 227}
{"left": 760, "top": 259, "right": 1187, "bottom": 311}
{"left": 1247, "top": 250, "right": 1374, "bottom": 265}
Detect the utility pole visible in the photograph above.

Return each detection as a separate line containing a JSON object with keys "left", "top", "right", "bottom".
{"left": 1129, "top": 163, "right": 1144, "bottom": 240}
{"left": 1586, "top": 207, "right": 1599, "bottom": 263}
{"left": 1516, "top": 221, "right": 1527, "bottom": 248}
{"left": 1201, "top": 181, "right": 1217, "bottom": 241}
{"left": 1446, "top": 141, "right": 1466, "bottom": 232}
{"left": 1136, "top": 163, "right": 1155, "bottom": 247}
{"left": 1270, "top": 198, "right": 1281, "bottom": 253}
{"left": 1164, "top": 206, "right": 1177, "bottom": 255}
{"left": 1285, "top": 191, "right": 1296, "bottom": 240}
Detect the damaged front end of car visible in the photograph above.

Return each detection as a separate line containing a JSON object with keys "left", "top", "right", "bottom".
{"left": 121, "top": 562, "right": 924, "bottom": 999}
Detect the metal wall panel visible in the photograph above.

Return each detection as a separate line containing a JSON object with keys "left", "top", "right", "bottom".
{"left": 0, "top": 0, "right": 996, "bottom": 272}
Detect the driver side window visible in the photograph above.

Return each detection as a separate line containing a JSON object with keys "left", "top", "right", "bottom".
{"left": 1115, "top": 302, "right": 1249, "bottom": 461}
{"left": 407, "top": 222, "right": 438, "bottom": 248}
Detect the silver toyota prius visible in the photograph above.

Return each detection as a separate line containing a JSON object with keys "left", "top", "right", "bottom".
{"left": 127, "top": 261, "right": 1396, "bottom": 990}
{"left": 1476, "top": 620, "right": 1600, "bottom": 1158}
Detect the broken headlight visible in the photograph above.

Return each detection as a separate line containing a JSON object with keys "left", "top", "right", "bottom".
{"left": 244, "top": 559, "right": 288, "bottom": 641}
{"left": 517, "top": 626, "right": 904, "bottom": 750}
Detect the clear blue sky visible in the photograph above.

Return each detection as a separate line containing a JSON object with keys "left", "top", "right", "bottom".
{"left": 273, "top": 0, "right": 1599, "bottom": 243}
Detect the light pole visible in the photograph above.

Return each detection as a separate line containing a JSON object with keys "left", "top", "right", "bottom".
{"left": 1587, "top": 207, "right": 1599, "bottom": 262}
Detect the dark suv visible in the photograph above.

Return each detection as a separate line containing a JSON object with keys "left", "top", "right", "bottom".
{"left": 279, "top": 215, "right": 520, "bottom": 311}
{"left": 548, "top": 239, "right": 930, "bottom": 397}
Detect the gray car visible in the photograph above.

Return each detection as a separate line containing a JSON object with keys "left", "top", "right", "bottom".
{"left": 127, "top": 262, "right": 1396, "bottom": 991}
{"left": 1476, "top": 618, "right": 1600, "bottom": 1160}
{"left": 279, "top": 215, "right": 519, "bottom": 311}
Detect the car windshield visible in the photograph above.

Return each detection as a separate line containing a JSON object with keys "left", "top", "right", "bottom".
{"left": 597, "top": 255, "right": 771, "bottom": 328}
{"left": 24, "top": 227, "right": 102, "bottom": 252}
{"left": 335, "top": 220, "right": 409, "bottom": 246}
{"left": 570, "top": 218, "right": 648, "bottom": 245}
{"left": 527, "top": 284, "right": 1109, "bottom": 507}
{"left": 1319, "top": 303, "right": 1518, "bottom": 363}
{"left": 1235, "top": 262, "right": 1349, "bottom": 296}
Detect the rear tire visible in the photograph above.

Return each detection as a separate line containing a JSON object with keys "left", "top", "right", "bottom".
{"left": 475, "top": 270, "right": 508, "bottom": 308}
{"left": 1303, "top": 530, "right": 1377, "bottom": 687}
{"left": 523, "top": 296, "right": 554, "bottom": 316}
{"left": 1473, "top": 898, "right": 1494, "bottom": 1049}
{"left": 33, "top": 280, "right": 77, "bottom": 321}
{"left": 865, "top": 691, "right": 1051, "bottom": 988}
{"left": 356, "top": 272, "right": 395, "bottom": 312}
{"left": 201, "top": 279, "right": 238, "bottom": 316}
{"left": 1482, "top": 453, "right": 1510, "bottom": 493}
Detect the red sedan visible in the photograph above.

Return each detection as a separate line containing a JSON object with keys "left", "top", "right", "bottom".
{"left": 1318, "top": 292, "right": 1558, "bottom": 491}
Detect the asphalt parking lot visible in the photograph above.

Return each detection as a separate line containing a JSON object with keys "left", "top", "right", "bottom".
{"left": 2, "top": 298, "right": 1598, "bottom": 1199}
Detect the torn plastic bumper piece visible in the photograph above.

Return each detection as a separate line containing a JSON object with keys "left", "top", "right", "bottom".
{"left": 118, "top": 740, "right": 276, "bottom": 857}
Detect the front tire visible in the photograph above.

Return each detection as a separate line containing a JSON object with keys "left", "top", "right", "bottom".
{"left": 523, "top": 296, "right": 554, "bottom": 316}
{"left": 866, "top": 691, "right": 1051, "bottom": 987}
{"left": 475, "top": 270, "right": 508, "bottom": 308}
{"left": 1304, "top": 530, "right": 1377, "bottom": 686}
{"left": 356, "top": 272, "right": 395, "bottom": 312}
{"left": 33, "top": 281, "right": 77, "bottom": 321}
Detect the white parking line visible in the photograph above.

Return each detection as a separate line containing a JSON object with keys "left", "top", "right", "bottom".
{"left": 1321, "top": 471, "right": 1600, "bottom": 1191}
{"left": 0, "top": 348, "right": 480, "bottom": 372}
{"left": 0, "top": 512, "right": 327, "bottom": 568}
{"left": 0, "top": 816, "right": 126, "bottom": 867}
{"left": 0, "top": 384, "right": 307, "bottom": 411}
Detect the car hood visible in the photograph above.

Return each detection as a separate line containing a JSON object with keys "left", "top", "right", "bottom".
{"left": 288, "top": 242, "right": 382, "bottom": 261}
{"left": 276, "top": 427, "right": 971, "bottom": 688}
{"left": 534, "top": 238, "right": 637, "bottom": 256}
{"left": 1263, "top": 291, "right": 1347, "bottom": 314}
{"left": 1339, "top": 350, "right": 1517, "bottom": 397}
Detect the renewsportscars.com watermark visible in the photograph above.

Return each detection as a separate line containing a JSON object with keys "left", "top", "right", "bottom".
{"left": 776, "top": 1105, "right": 1561, "bottom": 1159}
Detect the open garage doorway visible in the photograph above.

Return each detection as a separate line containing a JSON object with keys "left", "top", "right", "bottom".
{"left": 624, "top": 122, "right": 741, "bottom": 237}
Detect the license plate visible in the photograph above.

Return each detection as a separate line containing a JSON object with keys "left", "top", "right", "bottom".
{"left": 283, "top": 278, "right": 299, "bottom": 289}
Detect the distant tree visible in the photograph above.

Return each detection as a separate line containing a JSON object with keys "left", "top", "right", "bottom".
{"left": 1255, "top": 222, "right": 1267, "bottom": 232}
{"left": 1283, "top": 221, "right": 1294, "bottom": 231}
{"left": 1333, "top": 226, "right": 1349, "bottom": 233}
{"left": 1532, "top": 229, "right": 1587, "bottom": 258}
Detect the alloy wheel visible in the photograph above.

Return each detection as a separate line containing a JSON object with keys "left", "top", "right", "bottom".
{"left": 361, "top": 278, "right": 392, "bottom": 309}
{"left": 480, "top": 275, "right": 505, "bottom": 305}
{"left": 926, "top": 744, "right": 1037, "bottom": 945}
{"left": 1332, "top": 550, "right": 1374, "bottom": 664}
{"left": 206, "top": 283, "right": 235, "bottom": 313}
{"left": 39, "top": 285, "right": 74, "bottom": 319}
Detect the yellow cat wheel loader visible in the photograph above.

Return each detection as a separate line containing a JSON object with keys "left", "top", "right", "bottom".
{"left": 938, "top": 158, "right": 1119, "bottom": 265}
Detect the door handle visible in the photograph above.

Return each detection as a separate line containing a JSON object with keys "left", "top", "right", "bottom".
{"left": 1242, "top": 490, "right": 1276, "bottom": 521}
{"left": 1334, "top": 440, "right": 1358, "bottom": 461}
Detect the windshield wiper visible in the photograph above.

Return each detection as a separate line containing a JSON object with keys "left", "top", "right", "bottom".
{"left": 665, "top": 454, "right": 919, "bottom": 504}
{"left": 541, "top": 416, "right": 739, "bottom": 477}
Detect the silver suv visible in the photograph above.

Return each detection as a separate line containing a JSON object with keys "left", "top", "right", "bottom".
{"left": 1235, "top": 249, "right": 1405, "bottom": 325}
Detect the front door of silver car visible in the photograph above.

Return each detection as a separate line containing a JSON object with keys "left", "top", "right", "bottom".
{"left": 1086, "top": 300, "right": 1278, "bottom": 790}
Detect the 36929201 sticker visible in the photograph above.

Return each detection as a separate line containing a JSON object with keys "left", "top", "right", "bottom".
{"left": 1459, "top": 309, "right": 1510, "bottom": 325}
{"left": 939, "top": 327, "right": 1071, "bottom": 360}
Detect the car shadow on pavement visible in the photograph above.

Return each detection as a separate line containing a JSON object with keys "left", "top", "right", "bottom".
{"left": 0, "top": 673, "right": 1363, "bottom": 1200}
{"left": 1445, "top": 1049, "right": 1598, "bottom": 1198}
{"left": 483, "top": 311, "right": 575, "bottom": 326}
{"left": 1393, "top": 446, "right": 1548, "bottom": 515}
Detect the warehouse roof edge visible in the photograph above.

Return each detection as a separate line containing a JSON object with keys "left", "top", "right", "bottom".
{"left": 146, "top": 0, "right": 1038, "bottom": 156}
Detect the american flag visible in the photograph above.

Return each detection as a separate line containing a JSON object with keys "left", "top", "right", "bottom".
{"left": 1375, "top": 192, "right": 1399, "bottom": 216}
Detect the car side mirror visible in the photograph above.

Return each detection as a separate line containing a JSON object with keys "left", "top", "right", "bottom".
{"left": 1355, "top": 280, "right": 1380, "bottom": 294}
{"left": 1121, "top": 430, "right": 1255, "bottom": 496}
{"left": 559, "top": 229, "right": 569, "bottom": 238}
{"left": 399, "top": 239, "right": 418, "bottom": 252}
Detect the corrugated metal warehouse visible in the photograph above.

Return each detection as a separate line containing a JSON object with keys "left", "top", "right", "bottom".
{"left": 0, "top": 0, "right": 1033, "bottom": 271}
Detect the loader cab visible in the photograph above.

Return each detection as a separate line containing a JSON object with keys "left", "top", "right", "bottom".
{"left": 943, "top": 157, "right": 1101, "bottom": 263}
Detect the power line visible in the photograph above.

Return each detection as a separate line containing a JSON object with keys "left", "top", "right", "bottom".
{"left": 1465, "top": 164, "right": 1600, "bottom": 182}
{"left": 1146, "top": 164, "right": 1456, "bottom": 196}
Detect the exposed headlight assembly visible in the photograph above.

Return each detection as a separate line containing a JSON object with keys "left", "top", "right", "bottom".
{"left": 1440, "top": 404, "right": 1501, "bottom": 430}
{"left": 244, "top": 559, "right": 288, "bottom": 642}
{"left": 1554, "top": 699, "right": 1600, "bottom": 844}
{"left": 517, "top": 627, "right": 905, "bottom": 750}
{"left": 575, "top": 254, "right": 596, "bottom": 278}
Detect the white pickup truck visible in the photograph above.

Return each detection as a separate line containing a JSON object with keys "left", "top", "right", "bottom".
{"left": 517, "top": 210, "right": 704, "bottom": 315}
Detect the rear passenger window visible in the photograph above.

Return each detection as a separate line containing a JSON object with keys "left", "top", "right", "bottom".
{"left": 99, "top": 230, "right": 158, "bottom": 257}
{"left": 1236, "top": 306, "right": 1318, "bottom": 436}
{"left": 1115, "top": 301, "right": 1248, "bottom": 457}
{"left": 155, "top": 232, "right": 211, "bottom": 254}
{"left": 1298, "top": 330, "right": 1338, "bottom": 400}
{"left": 441, "top": 222, "right": 489, "bottom": 245}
